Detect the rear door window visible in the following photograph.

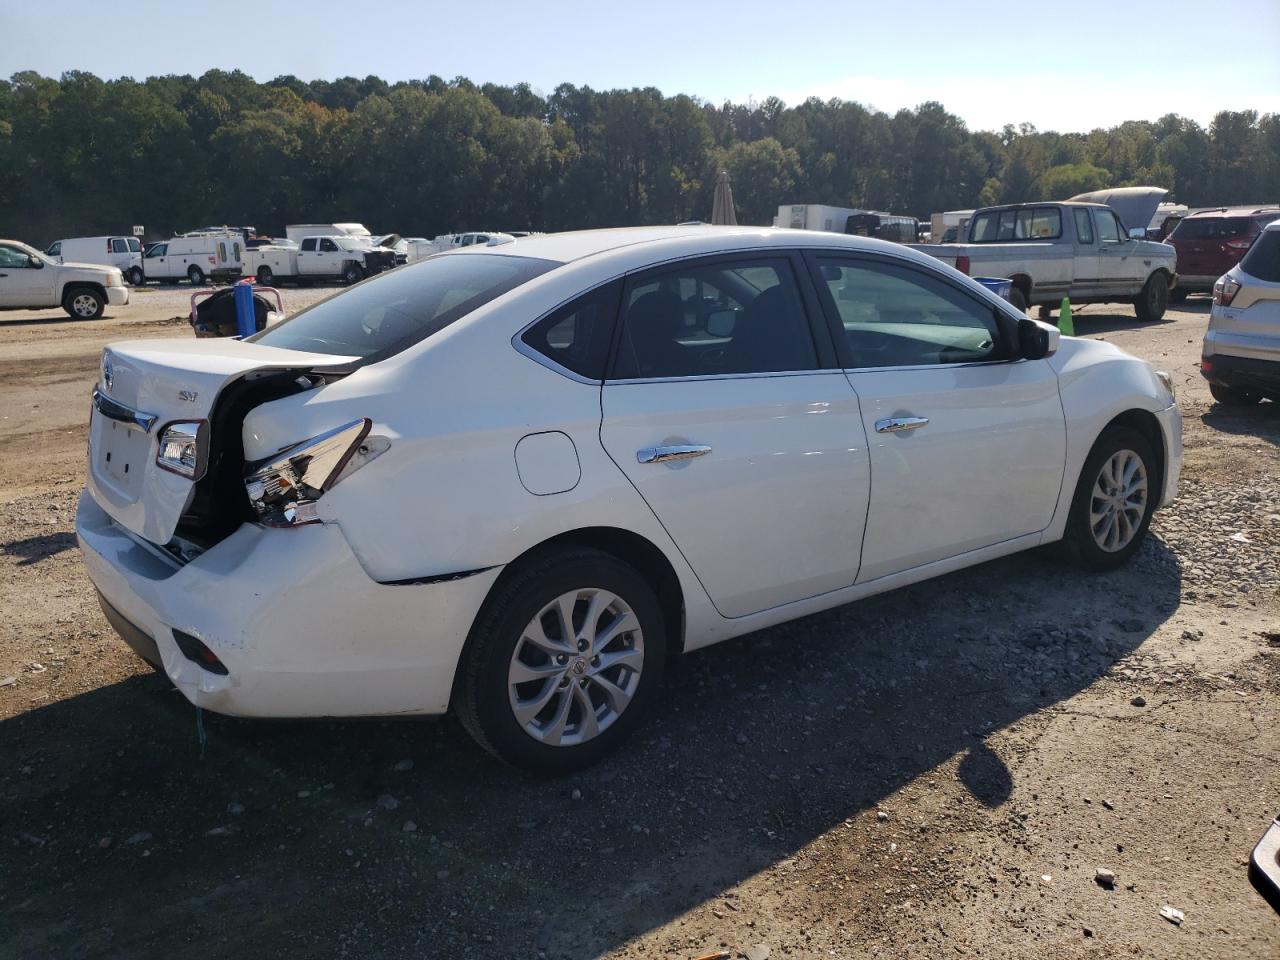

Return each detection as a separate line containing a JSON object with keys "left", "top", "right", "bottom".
{"left": 611, "top": 257, "right": 817, "bottom": 379}
{"left": 1172, "top": 217, "right": 1251, "bottom": 240}
{"left": 300, "top": 238, "right": 318, "bottom": 252}
{"left": 251, "top": 254, "right": 557, "bottom": 360}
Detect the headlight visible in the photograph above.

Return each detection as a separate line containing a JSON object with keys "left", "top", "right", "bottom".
{"left": 244, "top": 419, "right": 388, "bottom": 526}
{"left": 1155, "top": 370, "right": 1175, "bottom": 401}
{"left": 156, "top": 421, "right": 209, "bottom": 479}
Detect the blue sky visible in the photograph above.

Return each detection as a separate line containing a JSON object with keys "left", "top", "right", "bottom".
{"left": 4, "top": 0, "right": 1277, "bottom": 132}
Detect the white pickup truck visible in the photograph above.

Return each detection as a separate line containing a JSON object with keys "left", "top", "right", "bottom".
{"left": 0, "top": 239, "right": 130, "bottom": 318}
{"left": 243, "top": 235, "right": 398, "bottom": 286}
{"left": 910, "top": 200, "right": 1178, "bottom": 321}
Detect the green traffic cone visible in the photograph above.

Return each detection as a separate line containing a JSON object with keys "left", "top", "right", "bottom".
{"left": 1057, "top": 297, "right": 1075, "bottom": 336}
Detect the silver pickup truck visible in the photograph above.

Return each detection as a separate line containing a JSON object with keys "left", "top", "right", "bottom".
{"left": 911, "top": 200, "right": 1178, "bottom": 321}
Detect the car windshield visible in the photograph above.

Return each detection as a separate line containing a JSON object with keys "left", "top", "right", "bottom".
{"left": 1171, "top": 217, "right": 1250, "bottom": 240}
{"left": 1239, "top": 229, "right": 1280, "bottom": 283}
{"left": 250, "top": 253, "right": 558, "bottom": 360}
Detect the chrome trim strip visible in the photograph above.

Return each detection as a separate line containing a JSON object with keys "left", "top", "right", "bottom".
{"left": 875, "top": 416, "right": 930, "bottom": 434}
{"left": 91, "top": 388, "right": 158, "bottom": 434}
{"left": 637, "top": 443, "right": 711, "bottom": 464}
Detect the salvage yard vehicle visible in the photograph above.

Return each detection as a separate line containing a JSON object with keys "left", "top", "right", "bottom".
{"left": 244, "top": 235, "right": 396, "bottom": 285}
{"left": 911, "top": 200, "right": 1178, "bottom": 320}
{"left": 76, "top": 226, "right": 1182, "bottom": 772}
{"left": 1201, "top": 216, "right": 1280, "bottom": 405}
{"left": 46, "top": 236, "right": 145, "bottom": 286}
{"left": 143, "top": 233, "right": 242, "bottom": 284}
{"left": 0, "top": 239, "right": 130, "bottom": 318}
{"left": 1165, "top": 205, "right": 1280, "bottom": 300}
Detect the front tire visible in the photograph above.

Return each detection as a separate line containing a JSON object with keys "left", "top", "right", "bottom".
{"left": 454, "top": 548, "right": 667, "bottom": 773}
{"left": 187, "top": 265, "right": 205, "bottom": 285}
{"left": 1062, "top": 426, "right": 1157, "bottom": 571}
{"left": 1209, "top": 382, "right": 1262, "bottom": 407}
{"left": 63, "top": 287, "right": 105, "bottom": 320}
{"left": 1133, "top": 273, "right": 1169, "bottom": 322}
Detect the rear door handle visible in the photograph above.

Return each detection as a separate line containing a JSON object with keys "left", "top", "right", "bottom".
{"left": 875, "top": 417, "right": 929, "bottom": 434}
{"left": 637, "top": 444, "right": 711, "bottom": 464}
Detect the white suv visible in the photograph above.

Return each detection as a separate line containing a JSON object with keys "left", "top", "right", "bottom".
{"left": 1202, "top": 218, "right": 1280, "bottom": 405}
{"left": 76, "top": 227, "right": 1181, "bottom": 771}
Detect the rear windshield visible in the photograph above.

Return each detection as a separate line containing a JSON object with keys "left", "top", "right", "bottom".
{"left": 1170, "top": 217, "right": 1250, "bottom": 240}
{"left": 251, "top": 253, "right": 557, "bottom": 360}
{"left": 1239, "top": 230, "right": 1280, "bottom": 283}
{"left": 969, "top": 207, "right": 1062, "bottom": 243}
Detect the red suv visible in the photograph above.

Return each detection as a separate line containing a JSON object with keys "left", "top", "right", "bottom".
{"left": 1167, "top": 206, "right": 1280, "bottom": 300}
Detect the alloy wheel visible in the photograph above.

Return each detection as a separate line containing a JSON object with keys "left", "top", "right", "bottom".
{"left": 507, "top": 588, "right": 644, "bottom": 746}
{"left": 71, "top": 293, "right": 99, "bottom": 318}
{"left": 1089, "top": 449, "right": 1148, "bottom": 552}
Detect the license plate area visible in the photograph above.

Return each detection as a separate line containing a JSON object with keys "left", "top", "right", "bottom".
{"left": 92, "top": 413, "right": 151, "bottom": 499}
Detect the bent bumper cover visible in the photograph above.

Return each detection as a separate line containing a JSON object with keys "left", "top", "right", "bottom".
{"left": 75, "top": 490, "right": 500, "bottom": 718}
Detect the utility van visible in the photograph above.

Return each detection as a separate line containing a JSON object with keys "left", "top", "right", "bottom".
{"left": 142, "top": 234, "right": 243, "bottom": 284}
{"left": 46, "top": 236, "right": 144, "bottom": 286}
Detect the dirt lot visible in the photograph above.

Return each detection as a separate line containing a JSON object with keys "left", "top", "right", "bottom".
{"left": 1, "top": 289, "right": 1277, "bottom": 960}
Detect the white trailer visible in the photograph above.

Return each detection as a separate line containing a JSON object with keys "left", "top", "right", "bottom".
{"left": 930, "top": 209, "right": 975, "bottom": 243}
{"left": 773, "top": 204, "right": 865, "bottom": 233}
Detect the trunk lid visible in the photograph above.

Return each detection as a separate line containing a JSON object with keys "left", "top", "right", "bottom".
{"left": 88, "top": 338, "right": 355, "bottom": 545}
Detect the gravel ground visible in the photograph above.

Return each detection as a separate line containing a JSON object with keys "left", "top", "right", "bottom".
{"left": 0, "top": 293, "right": 1277, "bottom": 959}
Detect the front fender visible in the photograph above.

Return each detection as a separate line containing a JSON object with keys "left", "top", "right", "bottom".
{"left": 1042, "top": 338, "right": 1180, "bottom": 541}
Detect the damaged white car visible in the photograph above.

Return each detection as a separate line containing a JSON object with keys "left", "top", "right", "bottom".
{"left": 77, "top": 226, "right": 1182, "bottom": 772}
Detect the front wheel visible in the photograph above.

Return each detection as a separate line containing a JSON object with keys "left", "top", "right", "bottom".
{"left": 1209, "top": 382, "right": 1262, "bottom": 407}
{"left": 454, "top": 548, "right": 667, "bottom": 773}
{"left": 1133, "top": 273, "right": 1169, "bottom": 322}
{"left": 1062, "top": 426, "right": 1157, "bottom": 571}
{"left": 126, "top": 266, "right": 145, "bottom": 286}
{"left": 63, "top": 287, "right": 106, "bottom": 320}
{"left": 187, "top": 265, "right": 205, "bottom": 285}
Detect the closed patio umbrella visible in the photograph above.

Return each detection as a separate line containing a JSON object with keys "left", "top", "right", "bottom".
{"left": 711, "top": 170, "right": 738, "bottom": 226}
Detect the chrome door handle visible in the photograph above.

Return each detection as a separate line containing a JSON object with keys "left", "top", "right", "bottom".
{"left": 637, "top": 444, "right": 711, "bottom": 464}
{"left": 875, "top": 416, "right": 929, "bottom": 434}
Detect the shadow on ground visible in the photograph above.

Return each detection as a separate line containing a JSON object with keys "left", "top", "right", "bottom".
{"left": 1203, "top": 398, "right": 1280, "bottom": 445}
{"left": 0, "top": 538, "right": 1181, "bottom": 959}
{"left": 1, "top": 531, "right": 77, "bottom": 566}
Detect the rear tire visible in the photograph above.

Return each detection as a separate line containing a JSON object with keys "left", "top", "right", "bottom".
{"left": 1062, "top": 426, "right": 1157, "bottom": 571}
{"left": 187, "top": 265, "right": 205, "bottom": 285}
{"left": 256, "top": 266, "right": 273, "bottom": 285}
{"left": 341, "top": 262, "right": 363, "bottom": 285}
{"left": 1209, "top": 382, "right": 1262, "bottom": 407}
{"left": 1133, "top": 273, "right": 1169, "bottom": 322}
{"left": 454, "top": 547, "right": 667, "bottom": 773}
{"left": 126, "top": 266, "right": 145, "bottom": 286}
{"left": 63, "top": 287, "right": 105, "bottom": 320}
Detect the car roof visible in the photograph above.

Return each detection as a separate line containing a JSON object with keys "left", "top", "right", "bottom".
{"left": 1184, "top": 206, "right": 1280, "bottom": 219}
{"left": 448, "top": 225, "right": 943, "bottom": 270}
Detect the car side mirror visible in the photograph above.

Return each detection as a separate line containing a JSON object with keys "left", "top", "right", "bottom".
{"left": 1019, "top": 316, "right": 1060, "bottom": 359}
{"left": 1127, "top": 227, "right": 1147, "bottom": 240}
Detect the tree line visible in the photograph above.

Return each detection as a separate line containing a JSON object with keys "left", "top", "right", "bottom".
{"left": 1, "top": 69, "right": 1276, "bottom": 243}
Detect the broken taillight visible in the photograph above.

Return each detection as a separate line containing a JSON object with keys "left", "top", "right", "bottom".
{"left": 243, "top": 419, "right": 389, "bottom": 527}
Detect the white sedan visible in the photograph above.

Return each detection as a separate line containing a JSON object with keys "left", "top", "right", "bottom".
{"left": 76, "top": 226, "right": 1182, "bottom": 771}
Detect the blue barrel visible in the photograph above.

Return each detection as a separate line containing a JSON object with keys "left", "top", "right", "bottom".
{"left": 233, "top": 279, "right": 257, "bottom": 338}
{"left": 973, "top": 277, "right": 1013, "bottom": 303}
